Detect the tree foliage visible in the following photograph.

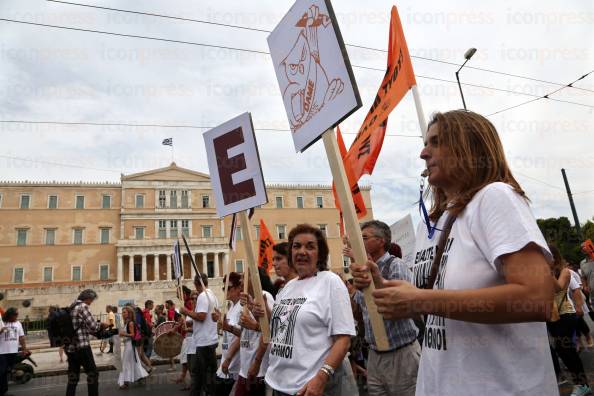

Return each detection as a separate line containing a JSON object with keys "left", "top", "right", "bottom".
{"left": 537, "top": 217, "right": 585, "bottom": 264}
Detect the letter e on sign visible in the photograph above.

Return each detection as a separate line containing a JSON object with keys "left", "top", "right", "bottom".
{"left": 204, "top": 112, "right": 268, "bottom": 217}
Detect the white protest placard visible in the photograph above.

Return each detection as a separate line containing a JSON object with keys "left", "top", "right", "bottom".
{"left": 203, "top": 112, "right": 268, "bottom": 218}
{"left": 267, "top": 0, "right": 362, "bottom": 152}
{"left": 390, "top": 213, "right": 416, "bottom": 268}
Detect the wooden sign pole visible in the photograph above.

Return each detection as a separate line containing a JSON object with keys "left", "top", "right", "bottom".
{"left": 222, "top": 251, "right": 231, "bottom": 316}
{"left": 239, "top": 211, "right": 271, "bottom": 343}
{"left": 322, "top": 128, "right": 390, "bottom": 351}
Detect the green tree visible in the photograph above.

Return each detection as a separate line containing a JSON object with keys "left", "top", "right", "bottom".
{"left": 536, "top": 217, "right": 582, "bottom": 264}
{"left": 583, "top": 217, "right": 594, "bottom": 242}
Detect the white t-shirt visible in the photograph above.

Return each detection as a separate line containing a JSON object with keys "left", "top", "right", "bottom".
{"left": 410, "top": 182, "right": 557, "bottom": 396}
{"left": 192, "top": 289, "right": 219, "bottom": 348}
{"left": 0, "top": 321, "right": 24, "bottom": 354}
{"left": 239, "top": 291, "right": 274, "bottom": 379}
{"left": 265, "top": 271, "right": 355, "bottom": 394}
{"left": 569, "top": 269, "right": 588, "bottom": 314}
{"left": 217, "top": 300, "right": 243, "bottom": 378}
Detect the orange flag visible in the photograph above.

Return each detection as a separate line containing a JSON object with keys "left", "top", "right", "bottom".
{"left": 583, "top": 239, "right": 594, "bottom": 260}
{"left": 344, "top": 5, "right": 416, "bottom": 180}
{"left": 258, "top": 219, "right": 275, "bottom": 275}
{"left": 332, "top": 127, "right": 367, "bottom": 235}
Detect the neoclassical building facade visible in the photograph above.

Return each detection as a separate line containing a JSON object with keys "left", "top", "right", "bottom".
{"left": 0, "top": 163, "right": 373, "bottom": 312}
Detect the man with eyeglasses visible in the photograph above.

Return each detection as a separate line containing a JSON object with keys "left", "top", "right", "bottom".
{"left": 347, "top": 220, "right": 420, "bottom": 396}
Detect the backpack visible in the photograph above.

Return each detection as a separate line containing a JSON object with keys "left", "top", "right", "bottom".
{"left": 134, "top": 308, "right": 151, "bottom": 338}
{"left": 48, "top": 303, "right": 80, "bottom": 347}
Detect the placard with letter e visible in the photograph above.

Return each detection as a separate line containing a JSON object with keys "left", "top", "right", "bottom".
{"left": 268, "top": 0, "right": 389, "bottom": 350}
{"left": 203, "top": 112, "right": 271, "bottom": 342}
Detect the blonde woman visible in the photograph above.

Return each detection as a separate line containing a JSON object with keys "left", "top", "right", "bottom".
{"left": 117, "top": 306, "right": 148, "bottom": 389}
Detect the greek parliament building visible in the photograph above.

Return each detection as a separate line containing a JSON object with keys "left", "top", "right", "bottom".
{"left": 0, "top": 163, "right": 372, "bottom": 316}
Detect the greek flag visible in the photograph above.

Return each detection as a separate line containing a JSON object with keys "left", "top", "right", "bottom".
{"left": 162, "top": 138, "right": 173, "bottom": 146}
{"left": 172, "top": 240, "right": 182, "bottom": 279}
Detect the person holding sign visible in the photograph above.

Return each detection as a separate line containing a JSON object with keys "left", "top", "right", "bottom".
{"left": 236, "top": 268, "right": 275, "bottom": 396}
{"left": 348, "top": 220, "right": 420, "bottom": 396}
{"left": 266, "top": 224, "right": 355, "bottom": 396}
{"left": 216, "top": 272, "right": 243, "bottom": 396}
{"left": 351, "top": 110, "right": 558, "bottom": 395}
{"left": 179, "top": 273, "right": 220, "bottom": 396}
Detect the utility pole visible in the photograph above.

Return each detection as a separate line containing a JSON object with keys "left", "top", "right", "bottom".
{"left": 561, "top": 168, "right": 582, "bottom": 240}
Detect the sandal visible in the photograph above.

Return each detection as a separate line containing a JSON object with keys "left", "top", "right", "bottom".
{"left": 119, "top": 384, "right": 129, "bottom": 390}
{"left": 180, "top": 385, "right": 191, "bottom": 391}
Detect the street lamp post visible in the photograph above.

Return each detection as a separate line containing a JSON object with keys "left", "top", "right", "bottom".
{"left": 456, "top": 48, "right": 477, "bottom": 110}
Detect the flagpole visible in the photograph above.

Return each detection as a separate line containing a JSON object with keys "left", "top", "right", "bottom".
{"left": 322, "top": 128, "right": 390, "bottom": 351}
{"left": 412, "top": 85, "right": 428, "bottom": 140}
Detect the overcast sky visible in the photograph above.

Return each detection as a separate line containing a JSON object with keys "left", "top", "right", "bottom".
{"left": 1, "top": 0, "right": 593, "bottom": 227}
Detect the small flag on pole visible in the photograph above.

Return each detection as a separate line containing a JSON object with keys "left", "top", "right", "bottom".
{"left": 258, "top": 219, "right": 275, "bottom": 275}
{"left": 229, "top": 213, "right": 238, "bottom": 251}
{"left": 162, "top": 138, "right": 173, "bottom": 146}
{"left": 172, "top": 240, "right": 182, "bottom": 279}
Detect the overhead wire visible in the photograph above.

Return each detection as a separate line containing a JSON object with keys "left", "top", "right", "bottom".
{"left": 2, "top": 17, "right": 593, "bottom": 111}
{"left": 487, "top": 71, "right": 594, "bottom": 116}
{"left": 44, "top": 0, "right": 594, "bottom": 94}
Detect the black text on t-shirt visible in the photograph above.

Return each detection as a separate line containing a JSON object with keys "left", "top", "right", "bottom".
{"left": 269, "top": 297, "right": 307, "bottom": 360}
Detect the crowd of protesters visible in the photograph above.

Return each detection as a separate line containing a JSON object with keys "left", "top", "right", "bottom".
{"left": 3, "top": 110, "right": 594, "bottom": 396}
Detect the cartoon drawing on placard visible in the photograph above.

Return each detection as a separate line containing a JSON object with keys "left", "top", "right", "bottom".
{"left": 281, "top": 5, "right": 345, "bottom": 132}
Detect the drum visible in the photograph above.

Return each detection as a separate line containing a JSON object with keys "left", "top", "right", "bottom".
{"left": 153, "top": 321, "right": 183, "bottom": 359}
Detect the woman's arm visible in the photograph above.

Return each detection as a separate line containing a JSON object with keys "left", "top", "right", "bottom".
{"left": 553, "top": 268, "right": 570, "bottom": 292}
{"left": 372, "top": 243, "right": 556, "bottom": 324}
{"left": 297, "top": 335, "right": 351, "bottom": 396}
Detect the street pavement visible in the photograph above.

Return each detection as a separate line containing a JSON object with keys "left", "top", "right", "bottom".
{"left": 9, "top": 365, "right": 188, "bottom": 396}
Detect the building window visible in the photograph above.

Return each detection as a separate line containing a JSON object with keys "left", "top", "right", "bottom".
{"left": 318, "top": 224, "right": 327, "bottom": 237}
{"left": 16, "top": 229, "right": 28, "bottom": 246}
{"left": 235, "top": 260, "right": 244, "bottom": 273}
{"left": 99, "top": 265, "right": 109, "bottom": 281}
{"left": 72, "top": 266, "right": 81, "bottom": 281}
{"left": 48, "top": 195, "right": 58, "bottom": 209}
{"left": 75, "top": 195, "right": 85, "bottom": 209}
{"left": 45, "top": 229, "right": 56, "bottom": 245}
{"left": 170, "top": 190, "right": 178, "bottom": 208}
{"left": 296, "top": 196, "right": 304, "bottom": 209}
{"left": 202, "top": 225, "right": 212, "bottom": 238}
{"left": 135, "top": 194, "right": 144, "bottom": 208}
{"left": 236, "top": 226, "right": 243, "bottom": 241}
{"left": 135, "top": 227, "right": 145, "bottom": 240}
{"left": 207, "top": 260, "right": 214, "bottom": 278}
{"left": 73, "top": 228, "right": 84, "bottom": 245}
{"left": 316, "top": 196, "right": 324, "bottom": 208}
{"left": 43, "top": 267, "right": 53, "bottom": 282}
{"left": 275, "top": 196, "right": 284, "bottom": 209}
{"left": 182, "top": 220, "right": 190, "bottom": 237}
{"left": 13, "top": 268, "right": 24, "bottom": 283}
{"left": 102, "top": 195, "right": 111, "bottom": 209}
{"left": 202, "top": 195, "right": 210, "bottom": 208}
{"left": 100, "top": 228, "right": 110, "bottom": 244}
{"left": 254, "top": 225, "right": 260, "bottom": 239}
{"left": 20, "top": 194, "right": 30, "bottom": 209}
{"left": 158, "top": 190, "right": 166, "bottom": 208}
{"left": 181, "top": 190, "right": 189, "bottom": 208}
{"left": 170, "top": 221, "right": 178, "bottom": 238}
{"left": 158, "top": 220, "right": 167, "bottom": 238}
{"left": 276, "top": 224, "right": 286, "bottom": 240}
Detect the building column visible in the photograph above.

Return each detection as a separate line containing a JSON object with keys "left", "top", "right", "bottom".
{"left": 166, "top": 254, "right": 172, "bottom": 280}
{"left": 117, "top": 255, "right": 123, "bottom": 283}
{"left": 141, "top": 255, "right": 147, "bottom": 282}
{"left": 223, "top": 252, "right": 229, "bottom": 277}
{"left": 153, "top": 254, "right": 160, "bottom": 281}
{"left": 220, "top": 219, "right": 225, "bottom": 237}
{"left": 191, "top": 254, "right": 198, "bottom": 279}
{"left": 214, "top": 252, "right": 220, "bottom": 278}
{"left": 128, "top": 255, "right": 134, "bottom": 283}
